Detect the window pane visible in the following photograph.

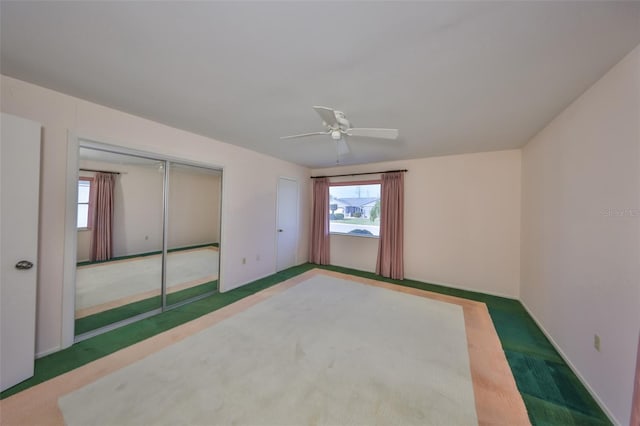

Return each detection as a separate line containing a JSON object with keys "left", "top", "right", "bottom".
{"left": 329, "top": 184, "right": 380, "bottom": 237}
{"left": 78, "top": 180, "right": 91, "bottom": 203}
{"left": 77, "top": 204, "right": 89, "bottom": 228}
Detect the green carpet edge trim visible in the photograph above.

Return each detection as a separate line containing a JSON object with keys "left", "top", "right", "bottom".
{"left": 0, "top": 263, "right": 612, "bottom": 426}
{"left": 75, "top": 280, "right": 219, "bottom": 335}
{"left": 76, "top": 242, "right": 219, "bottom": 267}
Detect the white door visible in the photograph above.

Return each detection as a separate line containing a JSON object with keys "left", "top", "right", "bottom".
{"left": 276, "top": 177, "right": 298, "bottom": 271}
{"left": 0, "top": 113, "right": 41, "bottom": 391}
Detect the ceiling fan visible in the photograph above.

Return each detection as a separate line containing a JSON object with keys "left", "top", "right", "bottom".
{"left": 281, "top": 106, "right": 399, "bottom": 157}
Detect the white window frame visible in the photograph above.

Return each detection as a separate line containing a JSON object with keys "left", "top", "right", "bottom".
{"left": 77, "top": 176, "right": 94, "bottom": 230}
{"left": 329, "top": 180, "right": 381, "bottom": 238}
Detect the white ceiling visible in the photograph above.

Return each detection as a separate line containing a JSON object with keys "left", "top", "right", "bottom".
{"left": 2, "top": 1, "right": 639, "bottom": 168}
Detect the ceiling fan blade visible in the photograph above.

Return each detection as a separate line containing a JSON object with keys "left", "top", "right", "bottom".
{"left": 280, "top": 131, "right": 329, "bottom": 140}
{"left": 312, "top": 106, "right": 338, "bottom": 127}
{"left": 336, "top": 138, "right": 350, "bottom": 155}
{"left": 346, "top": 128, "right": 399, "bottom": 140}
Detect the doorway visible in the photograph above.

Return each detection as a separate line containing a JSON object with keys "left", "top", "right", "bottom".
{"left": 276, "top": 177, "right": 298, "bottom": 271}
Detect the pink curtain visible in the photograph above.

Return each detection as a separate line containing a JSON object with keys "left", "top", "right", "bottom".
{"left": 90, "top": 172, "right": 115, "bottom": 262}
{"left": 309, "top": 177, "right": 330, "bottom": 265}
{"left": 631, "top": 332, "right": 640, "bottom": 426}
{"left": 376, "top": 172, "right": 404, "bottom": 280}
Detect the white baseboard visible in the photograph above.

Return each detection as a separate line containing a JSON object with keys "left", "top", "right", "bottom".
{"left": 406, "top": 276, "right": 518, "bottom": 300}
{"left": 219, "top": 271, "right": 276, "bottom": 293}
{"left": 36, "top": 345, "right": 61, "bottom": 359}
{"left": 520, "top": 302, "right": 619, "bottom": 426}
{"left": 324, "top": 263, "right": 519, "bottom": 300}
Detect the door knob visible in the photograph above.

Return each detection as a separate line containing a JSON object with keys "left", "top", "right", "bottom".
{"left": 278, "top": 229, "right": 283, "bottom": 232}
{"left": 15, "top": 260, "right": 34, "bottom": 270}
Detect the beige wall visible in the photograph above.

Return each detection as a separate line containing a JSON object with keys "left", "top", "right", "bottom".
{"left": 313, "top": 149, "right": 522, "bottom": 298}
{"left": 168, "top": 167, "right": 221, "bottom": 250}
{"left": 1, "top": 75, "right": 310, "bottom": 356}
{"left": 521, "top": 45, "right": 640, "bottom": 425}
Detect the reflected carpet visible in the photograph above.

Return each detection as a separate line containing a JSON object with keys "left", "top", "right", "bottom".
{"left": 75, "top": 247, "right": 218, "bottom": 317}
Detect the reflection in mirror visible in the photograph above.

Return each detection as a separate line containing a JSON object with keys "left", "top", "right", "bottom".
{"left": 165, "top": 163, "right": 221, "bottom": 307}
{"left": 75, "top": 148, "right": 164, "bottom": 336}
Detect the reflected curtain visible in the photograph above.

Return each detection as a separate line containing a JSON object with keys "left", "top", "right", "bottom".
{"left": 90, "top": 172, "right": 115, "bottom": 262}
{"left": 632, "top": 332, "right": 640, "bottom": 426}
{"left": 376, "top": 172, "right": 404, "bottom": 279}
{"left": 309, "top": 177, "right": 330, "bottom": 265}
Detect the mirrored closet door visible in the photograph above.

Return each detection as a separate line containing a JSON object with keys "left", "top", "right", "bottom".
{"left": 165, "top": 163, "right": 222, "bottom": 307}
{"left": 74, "top": 146, "right": 222, "bottom": 339}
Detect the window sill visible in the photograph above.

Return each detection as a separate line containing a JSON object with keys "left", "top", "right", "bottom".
{"left": 330, "top": 232, "right": 379, "bottom": 239}
{"left": 77, "top": 228, "right": 92, "bottom": 232}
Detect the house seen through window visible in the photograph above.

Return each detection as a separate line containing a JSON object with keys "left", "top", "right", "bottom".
{"left": 329, "top": 183, "right": 381, "bottom": 237}
{"left": 77, "top": 178, "right": 93, "bottom": 229}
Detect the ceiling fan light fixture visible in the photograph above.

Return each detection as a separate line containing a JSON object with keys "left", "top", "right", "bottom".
{"left": 280, "top": 106, "right": 399, "bottom": 157}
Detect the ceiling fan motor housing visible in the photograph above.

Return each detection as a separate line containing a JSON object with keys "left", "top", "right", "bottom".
{"left": 334, "top": 110, "right": 351, "bottom": 130}
{"left": 280, "top": 106, "right": 399, "bottom": 146}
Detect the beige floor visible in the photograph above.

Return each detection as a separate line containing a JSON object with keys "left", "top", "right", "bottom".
{"left": 0, "top": 269, "right": 530, "bottom": 426}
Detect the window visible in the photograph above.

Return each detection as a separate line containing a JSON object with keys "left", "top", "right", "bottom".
{"left": 329, "top": 182, "right": 381, "bottom": 237}
{"left": 77, "top": 177, "right": 93, "bottom": 229}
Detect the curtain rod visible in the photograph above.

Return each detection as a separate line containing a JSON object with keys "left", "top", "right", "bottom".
{"left": 310, "top": 169, "right": 407, "bottom": 179}
{"left": 80, "top": 168, "right": 121, "bottom": 175}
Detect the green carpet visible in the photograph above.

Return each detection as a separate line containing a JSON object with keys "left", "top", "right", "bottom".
{"left": 75, "top": 280, "right": 218, "bottom": 335}
{"left": 314, "top": 265, "right": 611, "bottom": 426}
{"left": 0, "top": 263, "right": 611, "bottom": 425}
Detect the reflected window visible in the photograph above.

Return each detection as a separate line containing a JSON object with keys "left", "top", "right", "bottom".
{"left": 77, "top": 177, "right": 93, "bottom": 229}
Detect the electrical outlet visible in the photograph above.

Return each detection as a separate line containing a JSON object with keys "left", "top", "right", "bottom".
{"left": 242, "top": 257, "right": 246, "bottom": 265}
{"left": 594, "top": 334, "right": 601, "bottom": 351}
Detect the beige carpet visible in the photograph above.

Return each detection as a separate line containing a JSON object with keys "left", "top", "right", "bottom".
{"left": 75, "top": 247, "right": 219, "bottom": 312}
{"left": 59, "top": 274, "right": 477, "bottom": 425}
{"left": 1, "top": 269, "right": 529, "bottom": 425}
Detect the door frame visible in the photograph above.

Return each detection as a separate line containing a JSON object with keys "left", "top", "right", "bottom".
{"left": 62, "top": 134, "right": 225, "bottom": 348}
{"left": 275, "top": 176, "right": 299, "bottom": 272}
